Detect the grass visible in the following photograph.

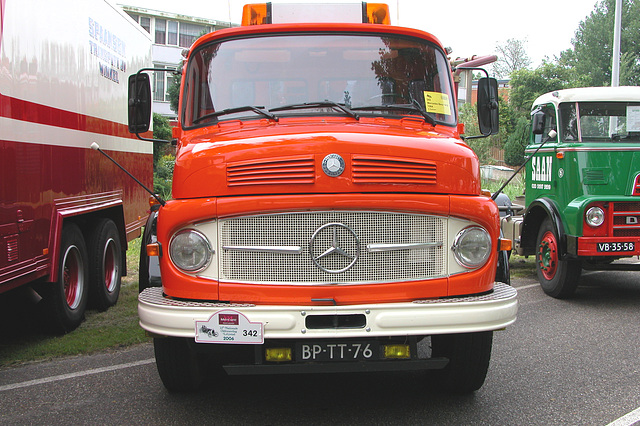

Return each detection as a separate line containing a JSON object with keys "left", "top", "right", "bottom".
{"left": 481, "top": 173, "right": 525, "bottom": 201}
{"left": 509, "top": 254, "right": 537, "bottom": 279}
{"left": 0, "top": 237, "right": 150, "bottom": 368}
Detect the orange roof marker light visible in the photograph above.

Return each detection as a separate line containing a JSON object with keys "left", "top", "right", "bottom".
{"left": 241, "top": 2, "right": 390, "bottom": 26}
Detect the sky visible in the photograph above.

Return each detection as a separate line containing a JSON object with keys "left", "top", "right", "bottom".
{"left": 120, "top": 0, "right": 599, "bottom": 68}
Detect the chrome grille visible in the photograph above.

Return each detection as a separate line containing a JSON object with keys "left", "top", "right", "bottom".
{"left": 219, "top": 211, "right": 446, "bottom": 284}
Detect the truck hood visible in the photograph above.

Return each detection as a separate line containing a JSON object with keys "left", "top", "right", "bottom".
{"left": 171, "top": 120, "right": 480, "bottom": 199}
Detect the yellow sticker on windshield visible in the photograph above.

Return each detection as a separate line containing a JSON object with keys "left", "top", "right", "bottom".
{"left": 424, "top": 91, "right": 451, "bottom": 115}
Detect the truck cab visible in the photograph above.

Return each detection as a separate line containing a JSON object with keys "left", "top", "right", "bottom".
{"left": 502, "top": 86, "right": 640, "bottom": 297}
{"left": 129, "top": 2, "right": 517, "bottom": 394}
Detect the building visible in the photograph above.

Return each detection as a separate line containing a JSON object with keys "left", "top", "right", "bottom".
{"left": 119, "top": 5, "right": 237, "bottom": 120}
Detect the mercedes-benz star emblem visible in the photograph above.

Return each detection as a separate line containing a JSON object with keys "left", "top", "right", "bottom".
{"left": 309, "top": 222, "right": 360, "bottom": 274}
{"left": 322, "top": 154, "right": 345, "bottom": 177}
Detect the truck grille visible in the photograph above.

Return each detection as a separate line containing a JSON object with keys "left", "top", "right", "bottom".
{"left": 219, "top": 211, "right": 446, "bottom": 284}
{"left": 612, "top": 202, "right": 640, "bottom": 237}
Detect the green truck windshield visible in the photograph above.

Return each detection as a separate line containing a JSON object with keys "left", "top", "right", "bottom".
{"left": 182, "top": 33, "right": 456, "bottom": 128}
{"left": 559, "top": 101, "right": 640, "bottom": 142}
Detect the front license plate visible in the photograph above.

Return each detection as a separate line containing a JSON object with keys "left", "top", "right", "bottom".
{"left": 296, "top": 341, "right": 379, "bottom": 361}
{"left": 596, "top": 242, "right": 635, "bottom": 253}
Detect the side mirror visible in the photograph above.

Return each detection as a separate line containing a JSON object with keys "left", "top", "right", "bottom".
{"left": 128, "top": 73, "right": 152, "bottom": 134}
{"left": 531, "top": 111, "right": 545, "bottom": 135}
{"left": 477, "top": 77, "right": 499, "bottom": 136}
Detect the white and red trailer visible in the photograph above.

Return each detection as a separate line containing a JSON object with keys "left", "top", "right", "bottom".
{"left": 0, "top": 0, "right": 153, "bottom": 332}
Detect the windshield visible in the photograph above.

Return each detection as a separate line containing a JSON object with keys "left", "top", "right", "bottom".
{"left": 559, "top": 101, "right": 640, "bottom": 142}
{"left": 182, "top": 33, "right": 456, "bottom": 128}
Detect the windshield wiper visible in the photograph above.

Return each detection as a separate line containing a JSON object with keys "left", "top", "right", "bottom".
{"left": 351, "top": 102, "right": 437, "bottom": 126}
{"left": 193, "top": 105, "right": 277, "bottom": 124}
{"left": 269, "top": 101, "right": 359, "bottom": 120}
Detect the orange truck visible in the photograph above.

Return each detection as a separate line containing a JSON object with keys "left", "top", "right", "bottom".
{"left": 128, "top": 2, "right": 517, "bottom": 393}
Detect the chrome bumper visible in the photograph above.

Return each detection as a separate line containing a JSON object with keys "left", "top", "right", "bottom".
{"left": 138, "top": 283, "right": 517, "bottom": 340}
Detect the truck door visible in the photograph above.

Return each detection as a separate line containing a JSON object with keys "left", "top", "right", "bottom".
{"left": 526, "top": 104, "right": 558, "bottom": 205}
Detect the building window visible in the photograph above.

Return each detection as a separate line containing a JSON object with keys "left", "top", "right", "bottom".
{"left": 140, "top": 16, "right": 151, "bottom": 33}
{"left": 154, "top": 66, "right": 167, "bottom": 102}
{"left": 179, "top": 22, "right": 206, "bottom": 48}
{"left": 168, "top": 21, "right": 179, "bottom": 46}
{"left": 155, "top": 19, "right": 166, "bottom": 44}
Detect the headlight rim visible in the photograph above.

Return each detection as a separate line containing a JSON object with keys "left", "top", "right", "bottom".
{"left": 452, "top": 225, "right": 492, "bottom": 269}
{"left": 169, "top": 228, "right": 213, "bottom": 273}
{"left": 585, "top": 206, "right": 605, "bottom": 227}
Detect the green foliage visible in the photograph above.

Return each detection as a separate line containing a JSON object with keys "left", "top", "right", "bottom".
{"left": 482, "top": 174, "right": 525, "bottom": 201}
{"left": 154, "top": 154, "right": 175, "bottom": 200}
{"left": 153, "top": 113, "right": 172, "bottom": 140}
{"left": 504, "top": 117, "right": 531, "bottom": 166}
{"left": 561, "top": 0, "right": 640, "bottom": 87}
{"left": 509, "top": 61, "right": 579, "bottom": 115}
{"left": 152, "top": 113, "right": 173, "bottom": 167}
{"left": 166, "top": 65, "right": 182, "bottom": 113}
{"left": 459, "top": 97, "right": 511, "bottom": 165}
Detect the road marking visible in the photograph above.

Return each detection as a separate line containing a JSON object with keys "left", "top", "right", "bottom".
{"left": 514, "top": 283, "right": 539, "bottom": 290}
{"left": 0, "top": 358, "right": 155, "bottom": 392}
{"left": 607, "top": 406, "right": 640, "bottom": 426}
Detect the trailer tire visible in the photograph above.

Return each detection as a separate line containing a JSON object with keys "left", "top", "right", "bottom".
{"left": 535, "top": 217, "right": 581, "bottom": 298}
{"left": 44, "top": 223, "right": 89, "bottom": 334}
{"left": 431, "top": 331, "right": 493, "bottom": 394}
{"left": 88, "top": 219, "right": 122, "bottom": 311}
{"left": 154, "top": 337, "right": 205, "bottom": 392}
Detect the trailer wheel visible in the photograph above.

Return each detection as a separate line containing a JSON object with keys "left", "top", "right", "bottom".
{"left": 44, "top": 223, "right": 89, "bottom": 333}
{"left": 154, "top": 337, "right": 205, "bottom": 392}
{"left": 431, "top": 331, "right": 493, "bottom": 394}
{"left": 88, "top": 219, "right": 122, "bottom": 311}
{"left": 535, "top": 217, "right": 581, "bottom": 298}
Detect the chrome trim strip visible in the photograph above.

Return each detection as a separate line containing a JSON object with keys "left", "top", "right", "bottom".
{"left": 366, "top": 242, "right": 443, "bottom": 252}
{"left": 222, "top": 245, "right": 303, "bottom": 254}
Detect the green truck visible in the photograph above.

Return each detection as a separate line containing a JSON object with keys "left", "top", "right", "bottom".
{"left": 500, "top": 86, "right": 640, "bottom": 298}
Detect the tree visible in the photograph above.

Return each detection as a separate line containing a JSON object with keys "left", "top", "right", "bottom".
{"left": 166, "top": 65, "right": 182, "bottom": 113}
{"left": 493, "top": 38, "right": 532, "bottom": 79}
{"left": 503, "top": 117, "right": 530, "bottom": 166}
{"left": 561, "top": 0, "right": 640, "bottom": 87}
{"left": 152, "top": 113, "right": 173, "bottom": 167}
{"left": 508, "top": 61, "right": 579, "bottom": 115}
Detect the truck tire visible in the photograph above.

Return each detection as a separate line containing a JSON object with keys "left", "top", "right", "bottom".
{"left": 88, "top": 219, "right": 122, "bottom": 311}
{"left": 154, "top": 337, "right": 205, "bottom": 392}
{"left": 535, "top": 217, "right": 581, "bottom": 298}
{"left": 44, "top": 223, "right": 89, "bottom": 334}
{"left": 431, "top": 331, "right": 493, "bottom": 394}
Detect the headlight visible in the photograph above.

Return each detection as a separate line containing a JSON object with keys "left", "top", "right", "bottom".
{"left": 585, "top": 206, "right": 605, "bottom": 227}
{"left": 452, "top": 226, "right": 492, "bottom": 269}
{"left": 169, "top": 229, "right": 212, "bottom": 273}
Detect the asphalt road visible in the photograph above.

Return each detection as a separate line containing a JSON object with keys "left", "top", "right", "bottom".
{"left": 1, "top": 270, "right": 640, "bottom": 425}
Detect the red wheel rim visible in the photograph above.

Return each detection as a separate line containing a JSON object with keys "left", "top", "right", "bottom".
{"left": 63, "top": 246, "right": 83, "bottom": 309}
{"left": 537, "top": 231, "right": 558, "bottom": 280}
{"left": 103, "top": 238, "right": 118, "bottom": 292}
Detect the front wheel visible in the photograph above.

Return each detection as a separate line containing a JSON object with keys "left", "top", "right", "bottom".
{"left": 154, "top": 337, "right": 205, "bottom": 392}
{"left": 431, "top": 331, "right": 493, "bottom": 394}
{"left": 535, "top": 217, "right": 581, "bottom": 298}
